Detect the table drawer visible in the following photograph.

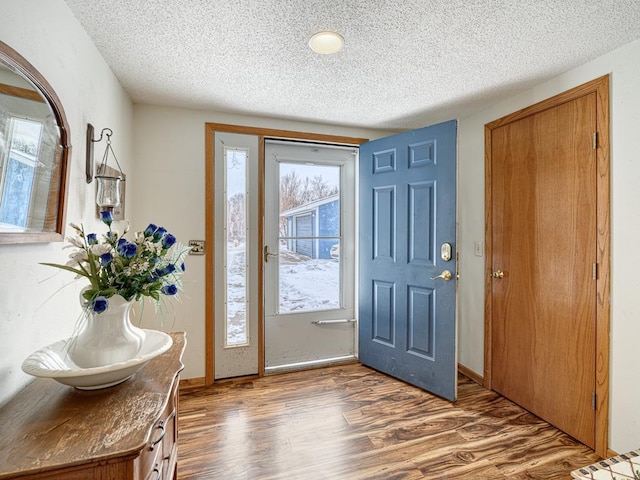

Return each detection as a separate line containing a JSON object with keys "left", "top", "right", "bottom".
{"left": 137, "top": 419, "right": 165, "bottom": 479}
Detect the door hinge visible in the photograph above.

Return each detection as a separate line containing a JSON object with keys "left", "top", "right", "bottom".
{"left": 592, "top": 263, "right": 598, "bottom": 280}
{"left": 592, "top": 392, "right": 597, "bottom": 410}
{"left": 593, "top": 132, "right": 598, "bottom": 150}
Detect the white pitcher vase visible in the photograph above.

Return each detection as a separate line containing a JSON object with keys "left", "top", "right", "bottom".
{"left": 69, "top": 293, "right": 145, "bottom": 369}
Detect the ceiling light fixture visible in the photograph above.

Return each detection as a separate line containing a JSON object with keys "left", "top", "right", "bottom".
{"left": 308, "top": 31, "right": 344, "bottom": 55}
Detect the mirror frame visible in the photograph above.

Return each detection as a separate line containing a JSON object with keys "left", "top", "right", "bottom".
{"left": 0, "top": 41, "right": 71, "bottom": 244}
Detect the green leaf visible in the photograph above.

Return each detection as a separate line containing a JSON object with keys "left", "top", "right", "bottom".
{"left": 40, "top": 262, "right": 90, "bottom": 279}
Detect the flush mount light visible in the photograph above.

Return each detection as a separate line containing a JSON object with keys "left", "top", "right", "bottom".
{"left": 308, "top": 31, "right": 344, "bottom": 54}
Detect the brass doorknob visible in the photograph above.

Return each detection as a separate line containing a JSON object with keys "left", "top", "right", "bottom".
{"left": 491, "top": 270, "right": 505, "bottom": 279}
{"left": 431, "top": 270, "right": 453, "bottom": 281}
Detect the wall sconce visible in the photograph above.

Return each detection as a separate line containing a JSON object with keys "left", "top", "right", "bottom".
{"left": 86, "top": 123, "right": 125, "bottom": 210}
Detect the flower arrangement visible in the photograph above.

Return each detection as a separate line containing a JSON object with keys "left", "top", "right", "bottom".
{"left": 42, "top": 211, "right": 190, "bottom": 314}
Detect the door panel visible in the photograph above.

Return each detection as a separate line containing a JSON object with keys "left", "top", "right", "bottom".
{"left": 490, "top": 94, "right": 597, "bottom": 447}
{"left": 213, "top": 132, "right": 260, "bottom": 379}
{"left": 359, "top": 120, "right": 457, "bottom": 401}
{"left": 264, "top": 141, "right": 356, "bottom": 371}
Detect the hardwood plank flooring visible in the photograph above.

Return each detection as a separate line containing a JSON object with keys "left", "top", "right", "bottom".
{"left": 177, "top": 364, "right": 600, "bottom": 479}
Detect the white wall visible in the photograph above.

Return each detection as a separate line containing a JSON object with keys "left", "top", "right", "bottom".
{"left": 457, "top": 38, "right": 640, "bottom": 453}
{"left": 132, "top": 104, "right": 393, "bottom": 380}
{"left": 0, "top": 0, "right": 133, "bottom": 406}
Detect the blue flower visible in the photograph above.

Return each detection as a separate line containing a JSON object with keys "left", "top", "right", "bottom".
{"left": 162, "top": 233, "right": 176, "bottom": 248}
{"left": 92, "top": 296, "right": 108, "bottom": 313}
{"left": 144, "top": 223, "right": 157, "bottom": 237}
{"left": 43, "top": 216, "right": 190, "bottom": 310}
{"left": 155, "top": 264, "right": 176, "bottom": 277}
{"left": 117, "top": 241, "right": 137, "bottom": 259}
{"left": 153, "top": 227, "right": 167, "bottom": 241}
{"left": 161, "top": 284, "right": 178, "bottom": 296}
{"left": 99, "top": 252, "right": 113, "bottom": 266}
{"left": 100, "top": 210, "right": 113, "bottom": 226}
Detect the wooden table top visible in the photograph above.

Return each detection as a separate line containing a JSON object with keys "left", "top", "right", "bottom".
{"left": 0, "top": 332, "right": 185, "bottom": 479}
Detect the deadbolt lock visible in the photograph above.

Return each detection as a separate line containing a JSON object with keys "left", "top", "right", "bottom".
{"left": 441, "top": 243, "right": 452, "bottom": 261}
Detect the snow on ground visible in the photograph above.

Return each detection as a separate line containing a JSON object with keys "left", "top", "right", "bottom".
{"left": 278, "top": 249, "right": 339, "bottom": 313}
{"left": 225, "top": 244, "right": 340, "bottom": 344}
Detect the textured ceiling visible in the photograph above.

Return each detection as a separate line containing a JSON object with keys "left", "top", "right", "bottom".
{"left": 64, "top": 0, "right": 640, "bottom": 130}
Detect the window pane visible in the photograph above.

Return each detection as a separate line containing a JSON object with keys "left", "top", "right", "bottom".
{"left": 278, "top": 162, "right": 341, "bottom": 313}
{"left": 0, "top": 119, "right": 43, "bottom": 227}
{"left": 225, "top": 149, "right": 248, "bottom": 346}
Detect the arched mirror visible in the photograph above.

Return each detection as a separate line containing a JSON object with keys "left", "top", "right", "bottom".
{"left": 0, "top": 41, "right": 70, "bottom": 244}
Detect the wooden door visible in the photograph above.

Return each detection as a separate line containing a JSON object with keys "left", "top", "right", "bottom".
{"left": 359, "top": 120, "right": 457, "bottom": 401}
{"left": 489, "top": 93, "right": 597, "bottom": 447}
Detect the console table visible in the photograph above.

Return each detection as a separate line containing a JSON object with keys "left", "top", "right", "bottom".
{"left": 0, "top": 332, "right": 186, "bottom": 480}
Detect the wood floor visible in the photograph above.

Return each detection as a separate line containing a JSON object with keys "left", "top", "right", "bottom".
{"left": 177, "top": 364, "right": 600, "bottom": 479}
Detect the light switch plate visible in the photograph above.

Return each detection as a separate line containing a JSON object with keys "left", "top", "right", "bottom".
{"left": 474, "top": 241, "right": 483, "bottom": 257}
{"left": 189, "top": 240, "right": 205, "bottom": 255}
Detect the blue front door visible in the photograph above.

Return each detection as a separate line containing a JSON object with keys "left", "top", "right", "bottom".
{"left": 358, "top": 120, "right": 457, "bottom": 401}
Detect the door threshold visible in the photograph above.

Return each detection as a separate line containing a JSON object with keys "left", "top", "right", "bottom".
{"left": 264, "top": 355, "right": 358, "bottom": 375}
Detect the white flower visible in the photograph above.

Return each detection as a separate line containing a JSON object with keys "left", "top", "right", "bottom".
{"left": 66, "top": 250, "right": 88, "bottom": 267}
{"left": 66, "top": 236, "right": 84, "bottom": 249}
{"left": 90, "top": 243, "right": 112, "bottom": 256}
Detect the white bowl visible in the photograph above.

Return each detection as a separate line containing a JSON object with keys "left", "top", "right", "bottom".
{"left": 21, "top": 330, "right": 173, "bottom": 390}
